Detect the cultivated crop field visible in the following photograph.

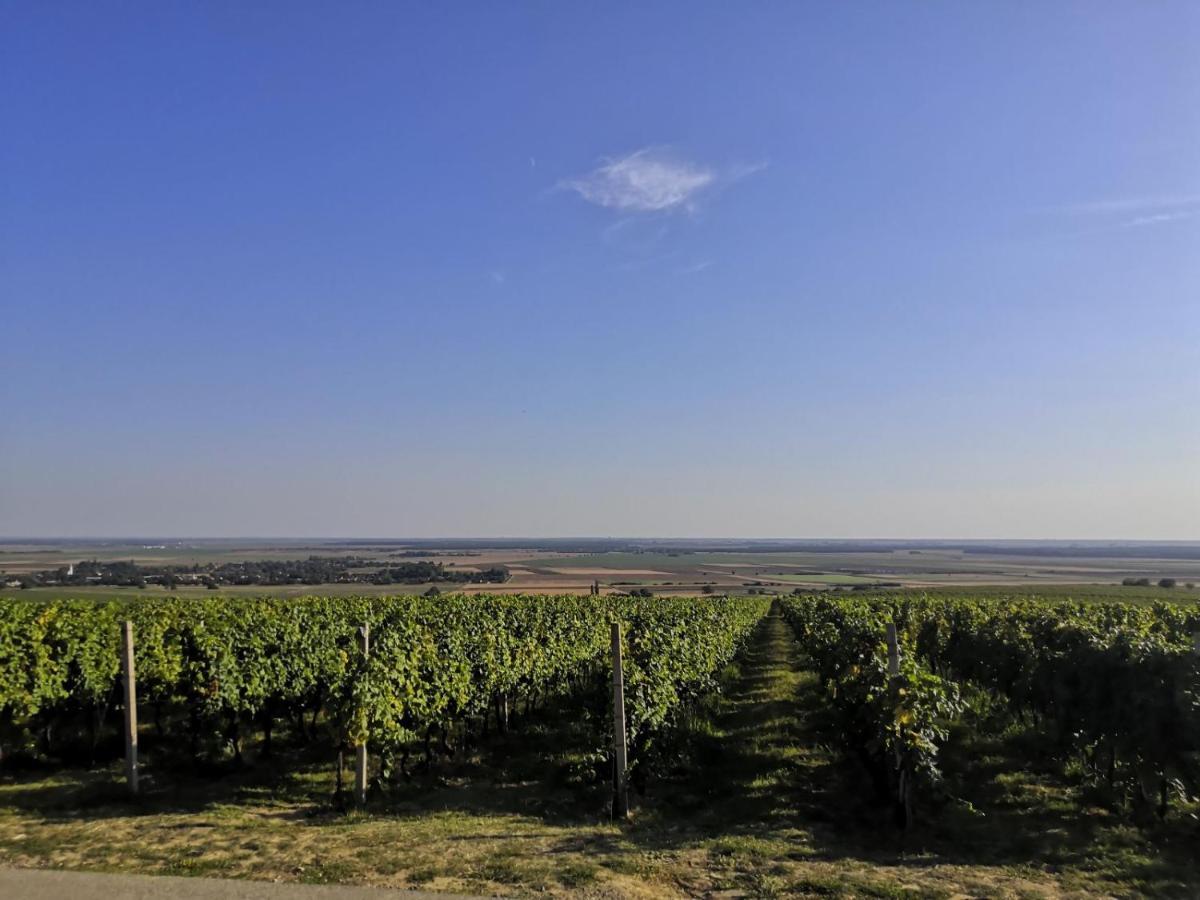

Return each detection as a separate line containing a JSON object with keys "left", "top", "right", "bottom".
{"left": 1, "top": 590, "right": 1199, "bottom": 897}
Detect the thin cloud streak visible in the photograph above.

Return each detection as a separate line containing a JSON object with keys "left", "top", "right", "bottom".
{"left": 1030, "top": 193, "right": 1200, "bottom": 238}
{"left": 562, "top": 148, "right": 715, "bottom": 213}
{"left": 1045, "top": 194, "right": 1200, "bottom": 216}
{"left": 1123, "top": 210, "right": 1196, "bottom": 228}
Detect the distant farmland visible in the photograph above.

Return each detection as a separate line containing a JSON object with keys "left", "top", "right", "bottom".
{"left": 5, "top": 538, "right": 1198, "bottom": 602}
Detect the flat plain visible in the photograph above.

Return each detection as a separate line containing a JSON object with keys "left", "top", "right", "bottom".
{"left": 4, "top": 538, "right": 1199, "bottom": 601}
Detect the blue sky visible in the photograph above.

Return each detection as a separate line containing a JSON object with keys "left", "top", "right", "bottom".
{"left": 2, "top": 3, "right": 1197, "bottom": 538}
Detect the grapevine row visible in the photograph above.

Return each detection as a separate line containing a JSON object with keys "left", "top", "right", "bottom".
{"left": 0, "top": 594, "right": 769, "bottom": 797}
{"left": 784, "top": 593, "right": 1200, "bottom": 823}
{"left": 780, "top": 595, "right": 963, "bottom": 826}
{"left": 888, "top": 594, "right": 1200, "bottom": 818}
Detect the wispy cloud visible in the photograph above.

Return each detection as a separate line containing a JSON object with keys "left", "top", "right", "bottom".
{"left": 1123, "top": 209, "right": 1197, "bottom": 228}
{"left": 1034, "top": 193, "right": 1200, "bottom": 236}
{"left": 489, "top": 270, "right": 505, "bottom": 285}
{"left": 562, "top": 148, "right": 715, "bottom": 213}
{"left": 678, "top": 260, "right": 714, "bottom": 275}
{"left": 1048, "top": 194, "right": 1200, "bottom": 216}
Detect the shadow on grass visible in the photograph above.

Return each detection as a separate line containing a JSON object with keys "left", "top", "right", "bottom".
{"left": 0, "top": 679, "right": 615, "bottom": 829}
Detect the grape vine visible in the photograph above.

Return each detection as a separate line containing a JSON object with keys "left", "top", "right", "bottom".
{"left": 0, "top": 593, "right": 769, "bottom": 798}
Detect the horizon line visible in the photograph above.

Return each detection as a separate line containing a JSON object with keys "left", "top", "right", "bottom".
{"left": 2, "top": 535, "right": 1198, "bottom": 545}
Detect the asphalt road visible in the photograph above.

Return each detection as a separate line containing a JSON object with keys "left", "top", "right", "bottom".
{"left": 0, "top": 868, "right": 487, "bottom": 899}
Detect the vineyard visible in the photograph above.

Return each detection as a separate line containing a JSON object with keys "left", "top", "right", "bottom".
{"left": 781, "top": 593, "right": 1200, "bottom": 828}
{"left": 0, "top": 593, "right": 768, "bottom": 800}
{"left": 2, "top": 590, "right": 1200, "bottom": 896}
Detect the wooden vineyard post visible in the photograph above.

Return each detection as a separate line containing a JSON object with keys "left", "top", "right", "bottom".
{"left": 120, "top": 620, "right": 139, "bottom": 795}
{"left": 610, "top": 621, "right": 629, "bottom": 820}
{"left": 355, "top": 623, "right": 370, "bottom": 807}
{"left": 886, "top": 622, "right": 900, "bottom": 677}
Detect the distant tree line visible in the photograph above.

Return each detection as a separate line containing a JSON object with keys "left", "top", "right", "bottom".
{"left": 10, "top": 556, "right": 509, "bottom": 589}
{"left": 368, "top": 562, "right": 509, "bottom": 585}
{"left": 1122, "top": 577, "right": 1183, "bottom": 589}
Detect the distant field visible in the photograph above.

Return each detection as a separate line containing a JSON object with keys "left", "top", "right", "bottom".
{"left": 5, "top": 539, "right": 1199, "bottom": 602}
{"left": 521, "top": 548, "right": 1200, "bottom": 595}
{"left": 750, "top": 573, "right": 881, "bottom": 586}
{"left": 524, "top": 552, "right": 757, "bottom": 572}
{"left": 5, "top": 582, "right": 1198, "bottom": 605}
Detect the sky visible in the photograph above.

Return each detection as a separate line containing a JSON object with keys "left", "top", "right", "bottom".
{"left": 2, "top": 3, "right": 1198, "bottom": 540}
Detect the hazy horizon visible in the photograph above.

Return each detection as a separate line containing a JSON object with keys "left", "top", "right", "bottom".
{"left": 4, "top": 535, "right": 1199, "bottom": 546}
{"left": 3, "top": 4, "right": 1197, "bottom": 540}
